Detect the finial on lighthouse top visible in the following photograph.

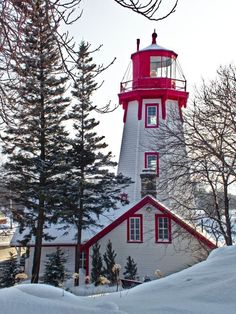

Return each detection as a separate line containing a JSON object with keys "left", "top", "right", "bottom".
{"left": 152, "top": 29, "right": 157, "bottom": 45}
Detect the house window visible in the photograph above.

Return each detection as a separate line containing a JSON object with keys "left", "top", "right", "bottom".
{"left": 127, "top": 215, "right": 143, "bottom": 242}
{"left": 79, "top": 251, "right": 87, "bottom": 270}
{"left": 155, "top": 215, "right": 171, "bottom": 243}
{"left": 145, "top": 152, "right": 159, "bottom": 175}
{"left": 145, "top": 104, "right": 158, "bottom": 128}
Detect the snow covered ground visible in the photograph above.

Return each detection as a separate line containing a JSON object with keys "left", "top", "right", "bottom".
{"left": 0, "top": 245, "right": 235, "bottom": 314}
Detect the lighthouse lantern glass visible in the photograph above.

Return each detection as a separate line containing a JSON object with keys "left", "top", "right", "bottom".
{"left": 150, "top": 56, "right": 176, "bottom": 79}
{"left": 150, "top": 56, "right": 162, "bottom": 77}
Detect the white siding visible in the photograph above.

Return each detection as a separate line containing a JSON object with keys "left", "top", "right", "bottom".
{"left": 118, "top": 100, "right": 141, "bottom": 202}
{"left": 89, "top": 203, "right": 209, "bottom": 280}
{"left": 24, "top": 204, "right": 210, "bottom": 281}
{"left": 118, "top": 98, "right": 183, "bottom": 206}
{"left": 25, "top": 246, "right": 75, "bottom": 278}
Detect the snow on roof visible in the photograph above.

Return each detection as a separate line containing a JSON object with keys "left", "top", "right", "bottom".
{"left": 140, "top": 43, "right": 167, "bottom": 51}
{"left": 10, "top": 200, "right": 135, "bottom": 247}
{"left": 10, "top": 225, "right": 78, "bottom": 246}
{"left": 10, "top": 195, "right": 215, "bottom": 248}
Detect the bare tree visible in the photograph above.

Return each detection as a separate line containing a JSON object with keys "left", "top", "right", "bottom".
{"left": 0, "top": 0, "right": 179, "bottom": 58}
{"left": 148, "top": 65, "right": 236, "bottom": 246}
{"left": 0, "top": 0, "right": 179, "bottom": 122}
{"left": 0, "top": 0, "right": 179, "bottom": 67}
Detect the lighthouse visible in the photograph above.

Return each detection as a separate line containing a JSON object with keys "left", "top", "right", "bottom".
{"left": 118, "top": 31, "right": 189, "bottom": 205}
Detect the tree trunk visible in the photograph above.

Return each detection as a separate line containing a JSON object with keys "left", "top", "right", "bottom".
{"left": 74, "top": 196, "right": 83, "bottom": 286}
{"left": 223, "top": 181, "right": 232, "bottom": 246}
{"left": 31, "top": 203, "right": 44, "bottom": 283}
{"left": 74, "top": 236, "right": 81, "bottom": 286}
{"left": 31, "top": 66, "right": 46, "bottom": 283}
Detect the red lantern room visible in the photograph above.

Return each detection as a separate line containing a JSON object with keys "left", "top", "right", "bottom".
{"left": 119, "top": 30, "right": 188, "bottom": 122}
{"left": 132, "top": 31, "right": 178, "bottom": 90}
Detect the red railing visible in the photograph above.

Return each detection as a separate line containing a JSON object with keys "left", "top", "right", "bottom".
{"left": 120, "top": 77, "right": 187, "bottom": 93}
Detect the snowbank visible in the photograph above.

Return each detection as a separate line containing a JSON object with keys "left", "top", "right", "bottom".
{"left": 102, "top": 245, "right": 236, "bottom": 313}
{"left": 0, "top": 284, "right": 126, "bottom": 314}
{"left": 0, "top": 246, "right": 235, "bottom": 313}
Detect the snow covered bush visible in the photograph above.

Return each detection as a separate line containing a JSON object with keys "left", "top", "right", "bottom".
{"left": 123, "top": 256, "right": 138, "bottom": 280}
{"left": 91, "top": 242, "right": 103, "bottom": 286}
{"left": 43, "top": 247, "right": 67, "bottom": 287}
{"left": 0, "top": 252, "right": 20, "bottom": 288}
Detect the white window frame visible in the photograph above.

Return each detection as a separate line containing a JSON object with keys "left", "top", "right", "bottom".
{"left": 156, "top": 216, "right": 171, "bottom": 243}
{"left": 128, "top": 216, "right": 142, "bottom": 242}
{"left": 146, "top": 104, "right": 158, "bottom": 128}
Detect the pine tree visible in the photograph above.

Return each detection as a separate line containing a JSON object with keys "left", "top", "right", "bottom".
{"left": 123, "top": 256, "right": 138, "bottom": 280}
{"left": 103, "top": 240, "right": 117, "bottom": 284}
{"left": 43, "top": 247, "right": 67, "bottom": 287}
{"left": 1, "top": 0, "right": 70, "bottom": 283}
{"left": 91, "top": 242, "right": 103, "bottom": 286}
{"left": 62, "top": 41, "right": 131, "bottom": 283}
{"left": 0, "top": 252, "right": 20, "bottom": 288}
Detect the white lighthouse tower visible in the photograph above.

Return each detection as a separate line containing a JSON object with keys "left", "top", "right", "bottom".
{"left": 118, "top": 31, "right": 189, "bottom": 205}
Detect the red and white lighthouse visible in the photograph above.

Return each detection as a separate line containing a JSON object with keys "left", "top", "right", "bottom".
{"left": 118, "top": 31, "right": 188, "bottom": 204}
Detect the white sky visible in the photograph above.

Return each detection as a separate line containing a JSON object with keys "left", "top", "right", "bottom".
{"left": 69, "top": 0, "right": 236, "bottom": 161}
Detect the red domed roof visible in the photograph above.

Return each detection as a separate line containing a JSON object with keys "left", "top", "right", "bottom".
{"left": 132, "top": 31, "right": 176, "bottom": 57}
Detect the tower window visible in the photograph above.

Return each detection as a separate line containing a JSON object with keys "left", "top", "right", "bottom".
{"left": 145, "top": 152, "right": 159, "bottom": 175}
{"left": 145, "top": 104, "right": 159, "bottom": 128}
{"left": 155, "top": 215, "right": 171, "bottom": 243}
{"left": 127, "top": 215, "right": 143, "bottom": 242}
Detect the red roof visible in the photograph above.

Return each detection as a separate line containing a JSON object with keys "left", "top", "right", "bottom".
{"left": 84, "top": 195, "right": 216, "bottom": 250}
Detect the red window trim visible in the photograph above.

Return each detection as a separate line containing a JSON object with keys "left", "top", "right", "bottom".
{"left": 127, "top": 214, "right": 143, "bottom": 243}
{"left": 144, "top": 152, "right": 159, "bottom": 176}
{"left": 145, "top": 103, "right": 159, "bottom": 128}
{"left": 155, "top": 214, "right": 172, "bottom": 243}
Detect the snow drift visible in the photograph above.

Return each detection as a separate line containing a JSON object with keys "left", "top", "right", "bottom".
{"left": 0, "top": 245, "right": 235, "bottom": 313}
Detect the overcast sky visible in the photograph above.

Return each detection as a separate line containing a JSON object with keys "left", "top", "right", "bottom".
{"left": 70, "top": 0, "right": 236, "bottom": 161}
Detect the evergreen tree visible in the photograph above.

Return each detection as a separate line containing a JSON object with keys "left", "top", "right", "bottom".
{"left": 62, "top": 41, "right": 131, "bottom": 282}
{"left": 123, "top": 256, "right": 138, "bottom": 280}
{"left": 103, "top": 240, "right": 117, "bottom": 284}
{"left": 43, "top": 247, "right": 67, "bottom": 287}
{"left": 1, "top": 0, "right": 70, "bottom": 283}
{"left": 91, "top": 242, "right": 103, "bottom": 286}
{"left": 0, "top": 252, "right": 20, "bottom": 288}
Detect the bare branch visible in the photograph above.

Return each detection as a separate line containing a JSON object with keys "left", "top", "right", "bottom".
{"left": 146, "top": 65, "right": 236, "bottom": 245}
{"left": 114, "top": 0, "right": 178, "bottom": 21}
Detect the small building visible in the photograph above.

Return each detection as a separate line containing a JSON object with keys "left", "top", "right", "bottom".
{"left": 11, "top": 195, "right": 216, "bottom": 280}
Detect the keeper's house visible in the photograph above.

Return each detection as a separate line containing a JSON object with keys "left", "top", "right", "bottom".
{"left": 11, "top": 195, "right": 216, "bottom": 280}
